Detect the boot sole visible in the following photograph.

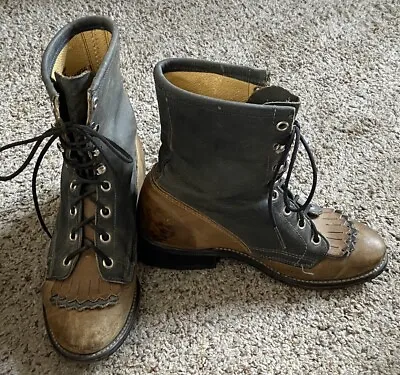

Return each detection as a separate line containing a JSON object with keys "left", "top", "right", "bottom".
{"left": 138, "top": 237, "right": 388, "bottom": 289}
{"left": 43, "top": 278, "right": 140, "bottom": 362}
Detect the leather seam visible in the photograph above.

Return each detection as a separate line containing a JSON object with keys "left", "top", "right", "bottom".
{"left": 251, "top": 248, "right": 317, "bottom": 261}
{"left": 215, "top": 247, "right": 387, "bottom": 284}
{"left": 150, "top": 172, "right": 251, "bottom": 254}
{"left": 216, "top": 246, "right": 313, "bottom": 267}
{"left": 275, "top": 209, "right": 309, "bottom": 266}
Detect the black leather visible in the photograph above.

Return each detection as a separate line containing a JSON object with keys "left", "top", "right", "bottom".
{"left": 153, "top": 58, "right": 329, "bottom": 267}
{"left": 42, "top": 16, "right": 138, "bottom": 282}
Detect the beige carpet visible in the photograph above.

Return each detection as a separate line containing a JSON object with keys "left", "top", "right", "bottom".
{"left": 0, "top": 0, "right": 399, "bottom": 374}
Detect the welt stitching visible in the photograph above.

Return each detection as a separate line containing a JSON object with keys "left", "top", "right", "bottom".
{"left": 213, "top": 247, "right": 386, "bottom": 284}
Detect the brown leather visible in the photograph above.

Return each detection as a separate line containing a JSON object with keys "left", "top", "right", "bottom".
{"left": 140, "top": 170, "right": 386, "bottom": 283}
{"left": 263, "top": 221, "right": 386, "bottom": 282}
{"left": 42, "top": 136, "right": 144, "bottom": 355}
{"left": 42, "top": 277, "right": 137, "bottom": 355}
{"left": 165, "top": 72, "right": 260, "bottom": 102}
{"left": 139, "top": 169, "right": 251, "bottom": 254}
{"left": 44, "top": 251, "right": 122, "bottom": 306}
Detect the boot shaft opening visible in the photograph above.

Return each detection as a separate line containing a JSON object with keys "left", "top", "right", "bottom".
{"left": 165, "top": 71, "right": 261, "bottom": 102}
{"left": 52, "top": 29, "right": 112, "bottom": 79}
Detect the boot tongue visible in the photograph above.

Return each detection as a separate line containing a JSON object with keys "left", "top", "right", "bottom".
{"left": 54, "top": 71, "right": 96, "bottom": 180}
{"left": 247, "top": 86, "right": 300, "bottom": 114}
{"left": 54, "top": 71, "right": 95, "bottom": 124}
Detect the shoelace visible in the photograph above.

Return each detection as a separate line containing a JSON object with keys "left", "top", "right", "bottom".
{"left": 0, "top": 120, "right": 133, "bottom": 265}
{"left": 268, "top": 120, "right": 319, "bottom": 249}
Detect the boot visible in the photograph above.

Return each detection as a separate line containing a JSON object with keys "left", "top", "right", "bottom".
{"left": 138, "top": 58, "right": 387, "bottom": 289}
{"left": 0, "top": 16, "right": 145, "bottom": 360}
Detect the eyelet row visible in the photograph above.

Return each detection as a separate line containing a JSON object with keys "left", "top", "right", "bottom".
{"left": 68, "top": 231, "right": 111, "bottom": 241}
{"left": 271, "top": 189, "right": 321, "bottom": 244}
{"left": 70, "top": 205, "right": 111, "bottom": 218}
{"left": 69, "top": 179, "right": 111, "bottom": 194}
{"left": 62, "top": 256, "right": 114, "bottom": 269}
{"left": 273, "top": 120, "right": 291, "bottom": 156}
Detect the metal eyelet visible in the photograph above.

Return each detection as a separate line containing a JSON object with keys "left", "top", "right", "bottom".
{"left": 101, "top": 180, "right": 111, "bottom": 192}
{"left": 62, "top": 257, "right": 71, "bottom": 267}
{"left": 69, "top": 232, "right": 77, "bottom": 241}
{"left": 298, "top": 219, "right": 306, "bottom": 229}
{"left": 100, "top": 232, "right": 111, "bottom": 243}
{"left": 92, "top": 97, "right": 98, "bottom": 109}
{"left": 90, "top": 122, "right": 99, "bottom": 131}
{"left": 276, "top": 121, "right": 290, "bottom": 132}
{"left": 283, "top": 207, "right": 291, "bottom": 216}
{"left": 96, "top": 164, "right": 107, "bottom": 175}
{"left": 69, "top": 206, "right": 77, "bottom": 216}
{"left": 272, "top": 189, "right": 279, "bottom": 201}
{"left": 69, "top": 180, "right": 77, "bottom": 192}
{"left": 100, "top": 206, "right": 111, "bottom": 218}
{"left": 102, "top": 257, "right": 114, "bottom": 269}
{"left": 92, "top": 149, "right": 100, "bottom": 157}
{"left": 273, "top": 143, "right": 285, "bottom": 154}
{"left": 312, "top": 235, "right": 321, "bottom": 245}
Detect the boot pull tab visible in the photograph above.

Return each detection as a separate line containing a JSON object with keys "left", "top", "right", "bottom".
{"left": 247, "top": 86, "right": 301, "bottom": 115}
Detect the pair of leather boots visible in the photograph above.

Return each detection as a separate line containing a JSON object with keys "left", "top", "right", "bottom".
{"left": 0, "top": 16, "right": 388, "bottom": 361}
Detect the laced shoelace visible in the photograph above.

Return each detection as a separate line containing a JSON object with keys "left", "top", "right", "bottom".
{"left": 0, "top": 120, "right": 133, "bottom": 266}
{"left": 268, "top": 120, "right": 319, "bottom": 249}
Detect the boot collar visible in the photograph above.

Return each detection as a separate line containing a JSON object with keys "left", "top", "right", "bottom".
{"left": 41, "top": 16, "right": 119, "bottom": 122}
{"left": 154, "top": 58, "right": 299, "bottom": 119}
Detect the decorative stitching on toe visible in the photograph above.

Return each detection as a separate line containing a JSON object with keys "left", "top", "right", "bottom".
{"left": 50, "top": 294, "right": 119, "bottom": 311}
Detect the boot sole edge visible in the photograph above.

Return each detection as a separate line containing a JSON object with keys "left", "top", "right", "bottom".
{"left": 138, "top": 237, "right": 388, "bottom": 290}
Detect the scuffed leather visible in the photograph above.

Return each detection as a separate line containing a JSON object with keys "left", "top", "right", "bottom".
{"left": 260, "top": 223, "right": 386, "bottom": 282}
{"left": 139, "top": 169, "right": 251, "bottom": 254}
{"left": 144, "top": 58, "right": 387, "bottom": 278}
{"left": 38, "top": 16, "right": 145, "bottom": 358}
{"left": 43, "top": 276, "right": 137, "bottom": 355}
{"left": 153, "top": 58, "right": 327, "bottom": 266}
{"left": 45, "top": 250, "right": 122, "bottom": 309}
{"left": 140, "top": 168, "right": 387, "bottom": 282}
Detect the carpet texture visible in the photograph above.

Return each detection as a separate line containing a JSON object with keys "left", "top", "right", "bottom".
{"left": 0, "top": 0, "right": 399, "bottom": 374}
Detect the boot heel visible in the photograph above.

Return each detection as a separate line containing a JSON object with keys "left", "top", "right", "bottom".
{"left": 138, "top": 237, "right": 219, "bottom": 270}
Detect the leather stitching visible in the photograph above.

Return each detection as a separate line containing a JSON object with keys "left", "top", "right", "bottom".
{"left": 275, "top": 208, "right": 309, "bottom": 266}
{"left": 214, "top": 246, "right": 387, "bottom": 284}
{"left": 50, "top": 294, "right": 119, "bottom": 311}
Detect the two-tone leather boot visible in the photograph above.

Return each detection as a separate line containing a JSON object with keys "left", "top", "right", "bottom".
{"left": 0, "top": 16, "right": 145, "bottom": 360}
{"left": 138, "top": 58, "right": 388, "bottom": 289}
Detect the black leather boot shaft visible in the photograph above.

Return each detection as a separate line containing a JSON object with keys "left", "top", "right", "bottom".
{"left": 41, "top": 16, "right": 139, "bottom": 282}
{"left": 153, "top": 58, "right": 329, "bottom": 266}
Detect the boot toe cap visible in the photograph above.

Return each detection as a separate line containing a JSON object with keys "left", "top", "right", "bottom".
{"left": 42, "top": 281, "right": 138, "bottom": 358}
{"left": 45, "top": 306, "right": 125, "bottom": 356}
{"left": 348, "top": 221, "right": 387, "bottom": 277}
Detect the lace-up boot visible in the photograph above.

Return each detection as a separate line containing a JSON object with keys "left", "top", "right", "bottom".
{"left": 138, "top": 58, "right": 387, "bottom": 289}
{"left": 0, "top": 16, "right": 145, "bottom": 360}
